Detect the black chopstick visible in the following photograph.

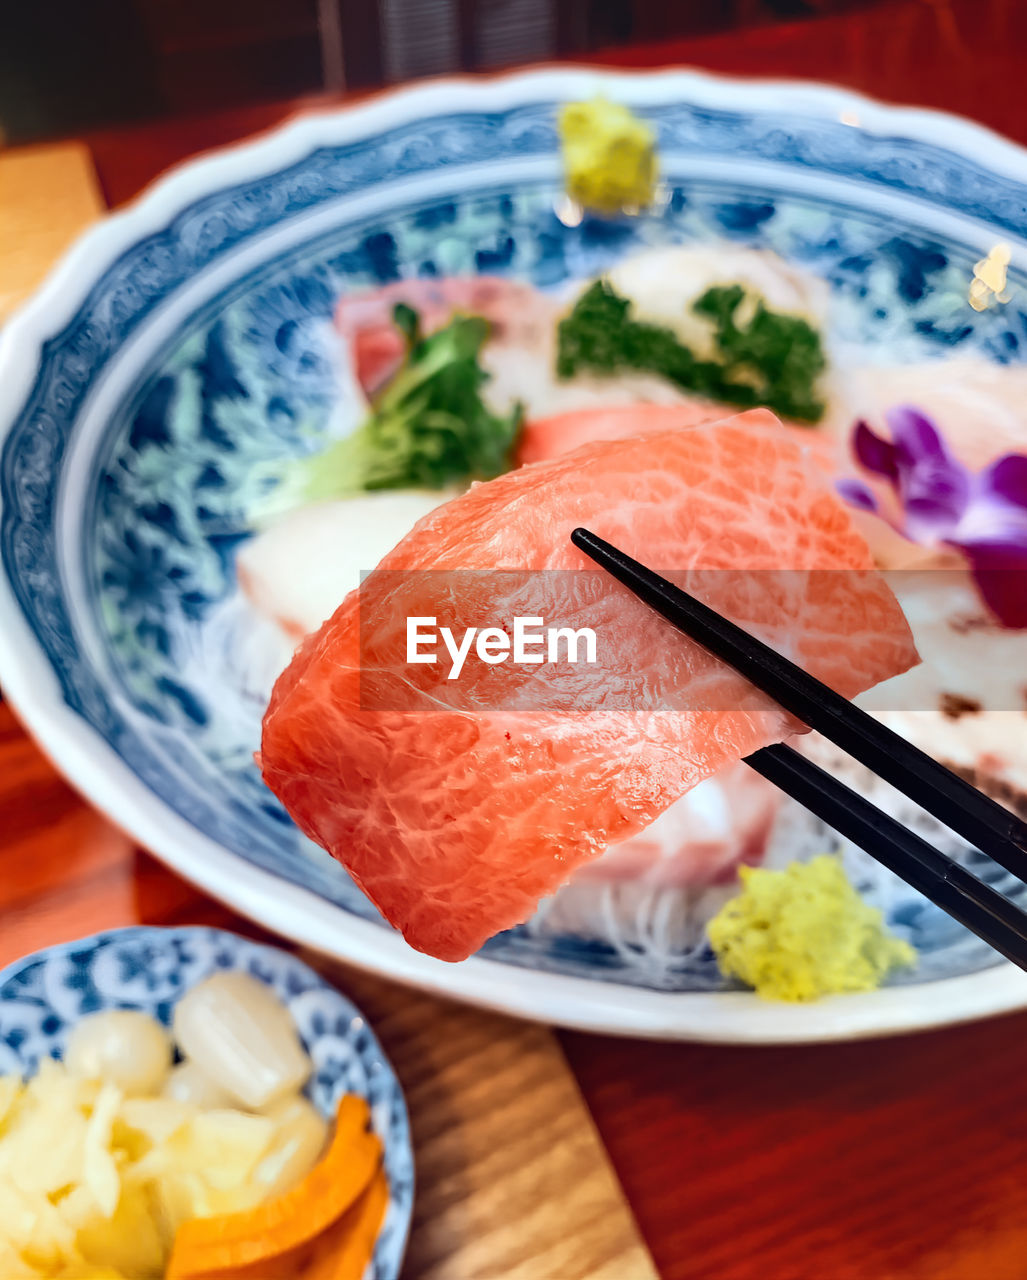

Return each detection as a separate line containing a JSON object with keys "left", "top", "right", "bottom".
{"left": 750, "top": 743, "right": 1027, "bottom": 970}
{"left": 571, "top": 526, "right": 1027, "bottom": 882}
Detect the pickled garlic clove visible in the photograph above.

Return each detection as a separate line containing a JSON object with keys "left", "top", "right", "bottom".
{"left": 65, "top": 1010, "right": 172, "bottom": 1096}
{"left": 172, "top": 973, "right": 310, "bottom": 1110}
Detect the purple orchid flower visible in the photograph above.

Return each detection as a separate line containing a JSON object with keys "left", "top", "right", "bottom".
{"left": 837, "top": 405, "right": 1027, "bottom": 629}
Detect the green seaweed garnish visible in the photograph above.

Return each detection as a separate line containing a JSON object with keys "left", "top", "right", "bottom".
{"left": 556, "top": 279, "right": 827, "bottom": 423}
{"left": 299, "top": 303, "right": 523, "bottom": 500}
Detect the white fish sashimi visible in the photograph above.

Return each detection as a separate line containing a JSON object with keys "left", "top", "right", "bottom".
{"left": 237, "top": 490, "right": 452, "bottom": 642}
{"left": 829, "top": 355, "right": 1027, "bottom": 800}
{"left": 602, "top": 244, "right": 832, "bottom": 360}
{"left": 575, "top": 762, "right": 782, "bottom": 889}
{"left": 491, "top": 244, "right": 839, "bottom": 421}
{"left": 857, "top": 569, "right": 1027, "bottom": 798}
{"left": 833, "top": 355, "right": 1027, "bottom": 467}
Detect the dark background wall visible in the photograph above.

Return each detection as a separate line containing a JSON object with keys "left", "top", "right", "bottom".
{"left": 0, "top": 0, "right": 876, "bottom": 144}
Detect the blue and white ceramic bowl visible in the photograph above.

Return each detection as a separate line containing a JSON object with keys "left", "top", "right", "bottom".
{"left": 0, "top": 926, "right": 413, "bottom": 1278}
{"left": 4, "top": 67, "right": 1027, "bottom": 1042}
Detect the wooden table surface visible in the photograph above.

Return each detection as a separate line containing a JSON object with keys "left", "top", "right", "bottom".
{"left": 7, "top": 5, "right": 1027, "bottom": 1277}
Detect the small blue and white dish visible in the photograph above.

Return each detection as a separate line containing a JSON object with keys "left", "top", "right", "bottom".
{"left": 0, "top": 926, "right": 413, "bottom": 1279}
{"left": 3, "top": 67, "right": 1027, "bottom": 1041}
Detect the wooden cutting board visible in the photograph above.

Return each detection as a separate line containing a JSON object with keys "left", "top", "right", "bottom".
{"left": 320, "top": 960, "right": 657, "bottom": 1280}
{"left": 0, "top": 139, "right": 658, "bottom": 1280}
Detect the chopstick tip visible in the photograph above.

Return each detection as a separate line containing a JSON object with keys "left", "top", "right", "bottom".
{"left": 571, "top": 527, "right": 607, "bottom": 558}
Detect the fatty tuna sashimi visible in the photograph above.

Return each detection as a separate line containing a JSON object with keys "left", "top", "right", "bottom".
{"left": 260, "top": 410, "right": 917, "bottom": 961}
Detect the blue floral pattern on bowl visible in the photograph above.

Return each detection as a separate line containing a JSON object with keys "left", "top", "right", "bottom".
{"left": 0, "top": 926, "right": 413, "bottom": 1279}
{"left": 4, "top": 72, "right": 1027, "bottom": 1034}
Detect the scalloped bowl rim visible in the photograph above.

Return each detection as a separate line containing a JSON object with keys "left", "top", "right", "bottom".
{"left": 2, "top": 66, "right": 1027, "bottom": 1043}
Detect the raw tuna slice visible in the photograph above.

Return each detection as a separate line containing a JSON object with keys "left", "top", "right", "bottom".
{"left": 260, "top": 409, "right": 917, "bottom": 961}
{"left": 517, "top": 402, "right": 842, "bottom": 469}
{"left": 517, "top": 402, "right": 716, "bottom": 466}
